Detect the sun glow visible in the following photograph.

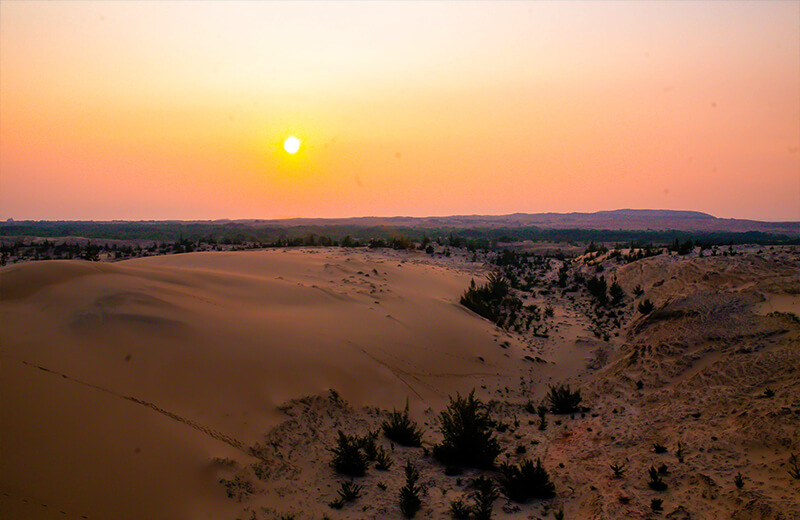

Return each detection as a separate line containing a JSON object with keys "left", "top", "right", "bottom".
{"left": 284, "top": 136, "right": 301, "bottom": 154}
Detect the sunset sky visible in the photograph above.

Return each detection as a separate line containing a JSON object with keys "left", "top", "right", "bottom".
{"left": 1, "top": 1, "right": 798, "bottom": 221}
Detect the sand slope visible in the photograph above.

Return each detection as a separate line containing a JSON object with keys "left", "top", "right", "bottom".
{"left": 0, "top": 248, "right": 525, "bottom": 520}
{"left": 3, "top": 247, "right": 799, "bottom": 520}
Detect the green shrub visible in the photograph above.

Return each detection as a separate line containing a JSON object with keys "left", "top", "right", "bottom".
{"left": 329, "top": 480, "right": 362, "bottom": 509}
{"left": 638, "top": 299, "right": 655, "bottom": 314}
{"left": 448, "top": 498, "right": 471, "bottom": 519}
{"left": 609, "top": 281, "right": 625, "bottom": 305}
{"left": 433, "top": 390, "right": 501, "bottom": 469}
{"left": 653, "top": 443, "right": 667, "bottom": 454}
{"left": 610, "top": 461, "right": 626, "bottom": 478}
{"left": 586, "top": 276, "right": 608, "bottom": 305}
{"left": 361, "top": 431, "right": 379, "bottom": 461}
{"left": 734, "top": 472, "right": 744, "bottom": 488}
{"left": 375, "top": 446, "right": 393, "bottom": 470}
{"left": 651, "top": 498, "right": 663, "bottom": 511}
{"left": 546, "top": 384, "right": 582, "bottom": 414}
{"left": 789, "top": 453, "right": 800, "bottom": 479}
{"left": 331, "top": 431, "right": 368, "bottom": 477}
{"left": 537, "top": 405, "right": 548, "bottom": 430}
{"left": 383, "top": 401, "right": 424, "bottom": 447}
{"left": 470, "top": 476, "right": 499, "bottom": 520}
{"left": 498, "top": 458, "right": 556, "bottom": 502}
{"left": 647, "top": 466, "right": 667, "bottom": 491}
{"left": 399, "top": 460, "right": 423, "bottom": 518}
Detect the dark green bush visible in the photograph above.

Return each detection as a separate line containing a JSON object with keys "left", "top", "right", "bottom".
{"left": 399, "top": 460, "right": 423, "bottom": 518}
{"left": 383, "top": 402, "right": 423, "bottom": 447}
{"left": 651, "top": 498, "right": 663, "bottom": 511}
{"left": 433, "top": 391, "right": 501, "bottom": 469}
{"left": 638, "top": 298, "right": 655, "bottom": 314}
{"left": 648, "top": 466, "right": 667, "bottom": 491}
{"left": 546, "top": 384, "right": 582, "bottom": 414}
{"left": 470, "top": 476, "right": 499, "bottom": 520}
{"left": 789, "top": 453, "right": 800, "bottom": 479}
{"left": 610, "top": 461, "right": 626, "bottom": 478}
{"left": 498, "top": 458, "right": 556, "bottom": 502}
{"left": 653, "top": 443, "right": 667, "bottom": 454}
{"left": 448, "top": 498, "right": 471, "bottom": 519}
{"left": 331, "top": 431, "right": 368, "bottom": 477}
{"left": 375, "top": 446, "right": 393, "bottom": 470}
{"left": 328, "top": 480, "right": 362, "bottom": 509}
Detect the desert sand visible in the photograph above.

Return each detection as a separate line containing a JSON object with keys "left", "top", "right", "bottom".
{"left": 1, "top": 246, "right": 799, "bottom": 519}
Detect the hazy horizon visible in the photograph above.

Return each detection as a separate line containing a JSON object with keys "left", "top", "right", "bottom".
{"left": 2, "top": 1, "right": 798, "bottom": 222}
{"left": 2, "top": 207, "right": 799, "bottom": 224}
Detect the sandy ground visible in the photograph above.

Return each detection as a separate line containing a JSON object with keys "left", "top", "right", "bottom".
{"left": 1, "top": 246, "right": 799, "bottom": 519}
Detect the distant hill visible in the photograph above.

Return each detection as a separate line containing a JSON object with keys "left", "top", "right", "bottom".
{"left": 235, "top": 209, "right": 799, "bottom": 236}
{"left": 2, "top": 210, "right": 798, "bottom": 245}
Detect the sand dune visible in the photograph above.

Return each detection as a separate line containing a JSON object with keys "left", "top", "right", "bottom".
{"left": 1, "top": 248, "right": 526, "bottom": 519}
{"left": 2, "top": 246, "right": 798, "bottom": 519}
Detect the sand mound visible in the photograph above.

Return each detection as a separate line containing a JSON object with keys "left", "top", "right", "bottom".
{"left": 0, "top": 248, "right": 527, "bottom": 520}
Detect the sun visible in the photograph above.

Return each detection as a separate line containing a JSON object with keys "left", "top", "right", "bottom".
{"left": 284, "top": 136, "right": 301, "bottom": 154}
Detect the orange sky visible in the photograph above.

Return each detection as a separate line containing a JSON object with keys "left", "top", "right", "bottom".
{"left": 1, "top": 1, "right": 798, "bottom": 221}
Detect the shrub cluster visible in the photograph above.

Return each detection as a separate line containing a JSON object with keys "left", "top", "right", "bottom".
{"left": 546, "top": 384, "right": 583, "bottom": 414}
{"left": 330, "top": 430, "right": 387, "bottom": 476}
{"left": 383, "top": 402, "right": 423, "bottom": 447}
{"left": 433, "top": 391, "right": 500, "bottom": 469}
{"left": 497, "top": 458, "right": 555, "bottom": 502}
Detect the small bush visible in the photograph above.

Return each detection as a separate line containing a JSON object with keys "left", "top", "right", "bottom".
{"left": 448, "top": 498, "right": 471, "bottom": 519}
{"left": 763, "top": 387, "right": 775, "bottom": 398}
{"left": 609, "top": 281, "right": 625, "bottom": 305}
{"left": 734, "top": 472, "right": 744, "bottom": 488}
{"left": 498, "top": 458, "right": 556, "bottom": 502}
{"left": 433, "top": 390, "right": 501, "bottom": 469}
{"left": 470, "top": 476, "right": 499, "bottom": 520}
{"left": 546, "top": 384, "right": 582, "bottom": 414}
{"left": 331, "top": 431, "right": 368, "bottom": 477}
{"left": 610, "top": 461, "right": 626, "bottom": 478}
{"left": 375, "top": 446, "right": 393, "bottom": 470}
{"left": 651, "top": 498, "right": 663, "bottom": 511}
{"left": 675, "top": 442, "right": 685, "bottom": 463}
{"left": 553, "top": 510, "right": 565, "bottom": 520}
{"left": 789, "top": 453, "right": 800, "bottom": 479}
{"left": 633, "top": 285, "right": 644, "bottom": 297}
{"left": 537, "top": 405, "right": 548, "bottom": 430}
{"left": 329, "top": 480, "right": 362, "bottom": 509}
{"left": 219, "top": 475, "right": 254, "bottom": 502}
{"left": 399, "top": 460, "right": 423, "bottom": 518}
{"left": 338, "top": 480, "right": 362, "bottom": 501}
{"left": 383, "top": 401, "right": 424, "bottom": 447}
{"left": 648, "top": 466, "right": 667, "bottom": 491}
{"left": 638, "top": 299, "right": 655, "bottom": 314}
{"left": 361, "top": 431, "right": 379, "bottom": 461}
{"left": 653, "top": 443, "right": 667, "bottom": 454}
